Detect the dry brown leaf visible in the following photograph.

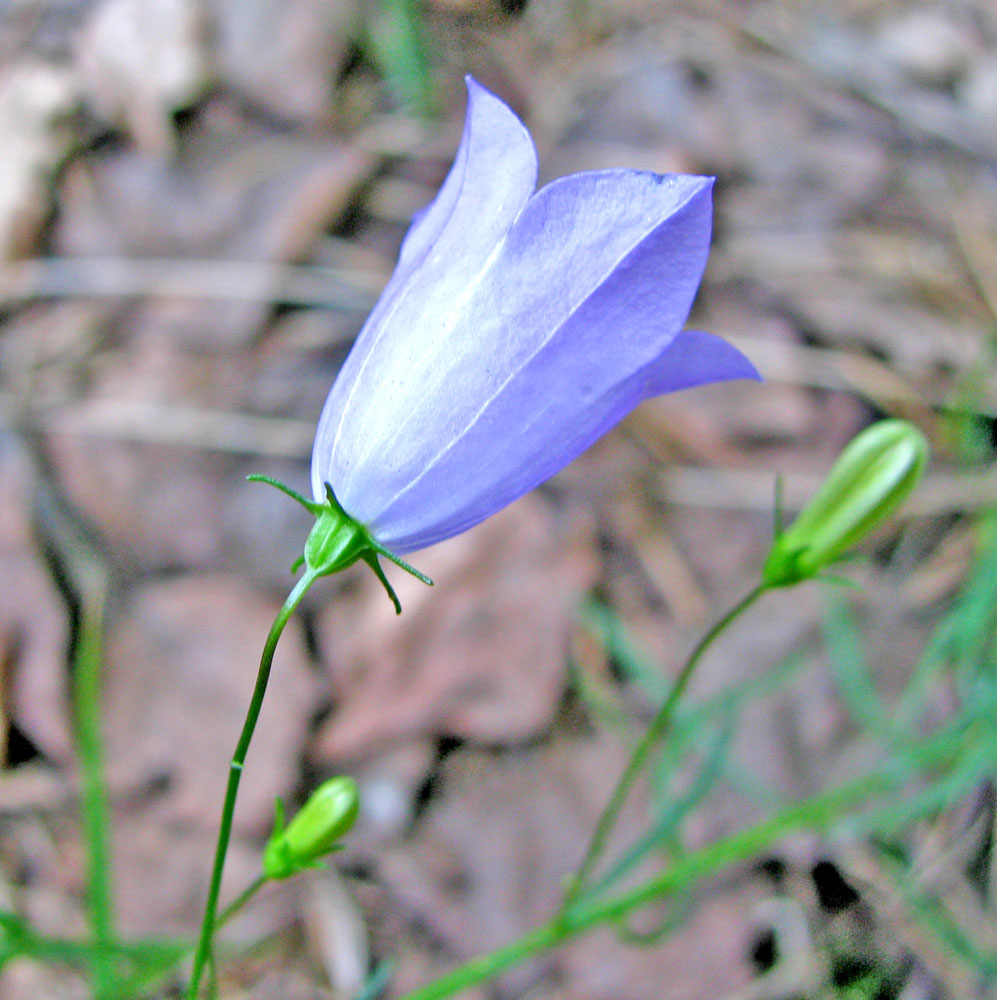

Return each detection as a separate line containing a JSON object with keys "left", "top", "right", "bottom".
{"left": 45, "top": 434, "right": 246, "bottom": 572}
{"left": 102, "top": 573, "right": 320, "bottom": 835}
{"left": 0, "top": 958, "right": 89, "bottom": 1000}
{"left": 77, "top": 0, "right": 207, "bottom": 156}
{"left": 313, "top": 495, "right": 598, "bottom": 762}
{"left": 54, "top": 125, "right": 375, "bottom": 346}
{"left": 210, "top": 0, "right": 361, "bottom": 124}
{"left": 555, "top": 885, "right": 761, "bottom": 1000}
{"left": 375, "top": 738, "right": 760, "bottom": 999}
{"left": 110, "top": 816, "right": 296, "bottom": 939}
{"left": 374, "top": 737, "right": 629, "bottom": 994}
{"left": 0, "top": 62, "right": 79, "bottom": 258}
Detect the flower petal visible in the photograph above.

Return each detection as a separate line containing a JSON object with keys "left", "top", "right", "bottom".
{"left": 375, "top": 331, "right": 758, "bottom": 553}
{"left": 337, "top": 172, "right": 751, "bottom": 552}
{"left": 311, "top": 79, "right": 760, "bottom": 557}
{"left": 394, "top": 78, "right": 537, "bottom": 276}
{"left": 639, "top": 329, "right": 761, "bottom": 394}
{"left": 311, "top": 78, "right": 538, "bottom": 504}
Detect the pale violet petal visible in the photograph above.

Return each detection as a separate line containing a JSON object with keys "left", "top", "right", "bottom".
{"left": 394, "top": 78, "right": 537, "bottom": 274}
{"left": 356, "top": 171, "right": 715, "bottom": 547}
{"left": 639, "top": 329, "right": 760, "bottom": 394}
{"left": 311, "top": 77, "right": 538, "bottom": 504}
{"left": 374, "top": 332, "right": 757, "bottom": 554}
{"left": 311, "top": 81, "right": 760, "bottom": 556}
{"left": 385, "top": 338, "right": 758, "bottom": 552}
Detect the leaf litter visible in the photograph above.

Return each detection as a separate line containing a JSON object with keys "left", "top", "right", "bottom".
{"left": 1, "top": 0, "right": 995, "bottom": 996}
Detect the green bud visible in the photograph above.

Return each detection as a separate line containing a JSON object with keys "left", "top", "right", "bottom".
{"left": 762, "top": 420, "right": 928, "bottom": 588}
{"left": 263, "top": 776, "right": 360, "bottom": 880}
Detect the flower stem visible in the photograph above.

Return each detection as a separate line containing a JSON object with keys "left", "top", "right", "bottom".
{"left": 216, "top": 875, "right": 266, "bottom": 931}
{"left": 395, "top": 767, "right": 894, "bottom": 1000}
{"left": 563, "top": 583, "right": 769, "bottom": 908}
{"left": 186, "top": 571, "right": 318, "bottom": 1000}
{"left": 73, "top": 580, "right": 116, "bottom": 999}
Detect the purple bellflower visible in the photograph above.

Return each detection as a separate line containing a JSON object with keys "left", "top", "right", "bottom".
{"left": 259, "top": 77, "right": 758, "bottom": 610}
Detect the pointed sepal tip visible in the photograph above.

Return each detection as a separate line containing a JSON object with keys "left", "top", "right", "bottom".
{"left": 249, "top": 475, "right": 433, "bottom": 613}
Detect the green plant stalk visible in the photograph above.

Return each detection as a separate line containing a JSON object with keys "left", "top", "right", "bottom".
{"left": 216, "top": 875, "right": 266, "bottom": 931}
{"left": 73, "top": 585, "right": 116, "bottom": 999}
{"left": 186, "top": 570, "right": 319, "bottom": 999}
{"left": 394, "top": 770, "right": 892, "bottom": 1000}
{"left": 0, "top": 914, "right": 187, "bottom": 967}
{"left": 371, "top": 0, "right": 434, "bottom": 115}
{"left": 875, "top": 843, "right": 997, "bottom": 976}
{"left": 393, "top": 700, "right": 976, "bottom": 1000}
{"left": 564, "top": 583, "right": 769, "bottom": 906}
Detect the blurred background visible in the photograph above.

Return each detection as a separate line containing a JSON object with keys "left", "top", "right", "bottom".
{"left": 1, "top": 0, "right": 996, "bottom": 997}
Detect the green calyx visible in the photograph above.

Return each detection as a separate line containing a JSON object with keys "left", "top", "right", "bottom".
{"left": 247, "top": 475, "right": 432, "bottom": 614}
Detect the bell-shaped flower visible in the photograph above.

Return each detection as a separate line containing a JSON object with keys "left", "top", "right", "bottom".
{"left": 309, "top": 78, "right": 757, "bottom": 557}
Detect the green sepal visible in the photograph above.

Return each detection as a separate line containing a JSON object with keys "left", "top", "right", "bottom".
{"left": 271, "top": 796, "right": 286, "bottom": 838}
{"left": 249, "top": 475, "right": 433, "bottom": 613}
{"left": 362, "top": 552, "right": 402, "bottom": 614}
{"left": 247, "top": 474, "right": 323, "bottom": 516}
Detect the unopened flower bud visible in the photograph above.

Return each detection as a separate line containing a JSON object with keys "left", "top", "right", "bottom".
{"left": 263, "top": 776, "right": 360, "bottom": 880}
{"left": 763, "top": 420, "right": 928, "bottom": 588}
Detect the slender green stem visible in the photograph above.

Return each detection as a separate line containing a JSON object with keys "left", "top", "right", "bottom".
{"left": 216, "top": 876, "right": 266, "bottom": 931}
{"left": 394, "top": 768, "right": 893, "bottom": 1000}
{"left": 186, "top": 571, "right": 318, "bottom": 999}
{"left": 563, "top": 584, "right": 769, "bottom": 907}
{"left": 73, "top": 581, "right": 116, "bottom": 998}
